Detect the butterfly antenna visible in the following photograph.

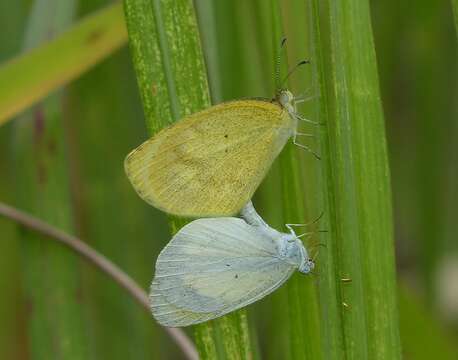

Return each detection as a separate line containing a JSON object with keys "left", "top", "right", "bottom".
{"left": 297, "top": 231, "right": 314, "bottom": 239}
{"left": 275, "top": 37, "right": 287, "bottom": 91}
{"left": 308, "top": 241, "right": 327, "bottom": 263}
{"left": 281, "top": 60, "right": 310, "bottom": 88}
{"left": 297, "top": 230, "right": 328, "bottom": 241}
{"left": 311, "top": 210, "right": 324, "bottom": 225}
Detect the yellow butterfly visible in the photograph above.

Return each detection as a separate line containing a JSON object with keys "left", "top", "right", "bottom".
{"left": 125, "top": 54, "right": 314, "bottom": 217}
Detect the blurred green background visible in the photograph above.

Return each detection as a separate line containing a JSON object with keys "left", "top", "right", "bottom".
{"left": 0, "top": 0, "right": 457, "bottom": 359}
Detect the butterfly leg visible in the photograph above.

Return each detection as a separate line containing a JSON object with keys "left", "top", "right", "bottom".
{"left": 294, "top": 113, "right": 324, "bottom": 126}
{"left": 285, "top": 223, "right": 304, "bottom": 234}
{"left": 296, "top": 114, "right": 318, "bottom": 124}
{"left": 286, "top": 223, "right": 317, "bottom": 238}
{"left": 309, "top": 241, "right": 329, "bottom": 260}
{"left": 287, "top": 211, "right": 324, "bottom": 230}
{"left": 294, "top": 94, "right": 319, "bottom": 104}
{"left": 293, "top": 132, "right": 321, "bottom": 160}
{"left": 294, "top": 86, "right": 319, "bottom": 104}
{"left": 286, "top": 210, "right": 325, "bottom": 236}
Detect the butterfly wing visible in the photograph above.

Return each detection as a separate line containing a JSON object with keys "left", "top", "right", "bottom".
{"left": 150, "top": 218, "right": 296, "bottom": 327}
{"left": 125, "top": 100, "right": 294, "bottom": 217}
{"left": 150, "top": 282, "right": 218, "bottom": 327}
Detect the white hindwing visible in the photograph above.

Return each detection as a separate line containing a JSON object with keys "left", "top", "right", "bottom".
{"left": 150, "top": 218, "right": 296, "bottom": 326}
{"left": 150, "top": 282, "right": 218, "bottom": 327}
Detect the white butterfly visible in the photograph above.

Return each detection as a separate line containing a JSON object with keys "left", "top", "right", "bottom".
{"left": 150, "top": 202, "right": 315, "bottom": 327}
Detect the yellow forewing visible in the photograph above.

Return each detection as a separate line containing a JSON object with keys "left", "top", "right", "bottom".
{"left": 124, "top": 99, "right": 294, "bottom": 217}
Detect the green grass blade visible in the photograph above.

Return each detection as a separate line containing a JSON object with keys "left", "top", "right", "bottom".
{"left": 0, "top": 2, "right": 126, "bottom": 127}
{"left": 268, "top": 1, "right": 323, "bottom": 359}
{"left": 12, "top": 0, "right": 93, "bottom": 358}
{"left": 310, "top": 0, "right": 402, "bottom": 358}
{"left": 453, "top": 0, "right": 458, "bottom": 35}
{"left": 122, "top": 0, "right": 252, "bottom": 358}
{"left": 66, "top": 1, "right": 168, "bottom": 354}
{"left": 0, "top": 2, "right": 27, "bottom": 358}
{"left": 195, "top": 1, "right": 323, "bottom": 357}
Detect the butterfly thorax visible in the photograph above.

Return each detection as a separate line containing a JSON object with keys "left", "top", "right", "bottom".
{"left": 276, "top": 233, "right": 308, "bottom": 271}
{"left": 298, "top": 249, "right": 314, "bottom": 274}
{"left": 276, "top": 89, "right": 297, "bottom": 135}
{"left": 277, "top": 89, "right": 295, "bottom": 112}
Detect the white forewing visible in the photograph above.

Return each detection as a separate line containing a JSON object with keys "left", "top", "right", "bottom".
{"left": 150, "top": 218, "right": 296, "bottom": 326}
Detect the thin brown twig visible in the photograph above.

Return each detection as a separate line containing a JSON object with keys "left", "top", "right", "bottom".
{"left": 0, "top": 202, "right": 198, "bottom": 360}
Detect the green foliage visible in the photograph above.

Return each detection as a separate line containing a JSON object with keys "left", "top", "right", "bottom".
{"left": 0, "top": 3, "right": 26, "bottom": 358}
{"left": 0, "top": 2, "right": 126, "bottom": 126}
{"left": 196, "top": 1, "right": 402, "bottom": 358}
{"left": 399, "top": 285, "right": 457, "bottom": 359}
{"left": 272, "top": 2, "right": 322, "bottom": 359}
{"left": 122, "top": 0, "right": 252, "bottom": 358}
{"left": 12, "top": 0, "right": 91, "bottom": 358}
{"left": 311, "top": 1, "right": 401, "bottom": 358}
{"left": 0, "top": 0, "right": 457, "bottom": 359}
{"left": 453, "top": 0, "right": 458, "bottom": 35}
{"left": 67, "top": 1, "right": 166, "bottom": 357}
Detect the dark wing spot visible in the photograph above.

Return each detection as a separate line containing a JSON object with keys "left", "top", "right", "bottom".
{"left": 235, "top": 274, "right": 238, "bottom": 279}
{"left": 224, "top": 134, "right": 228, "bottom": 138}
{"left": 226, "top": 264, "right": 230, "bottom": 267}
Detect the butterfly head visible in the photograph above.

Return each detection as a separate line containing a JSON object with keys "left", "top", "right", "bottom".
{"left": 294, "top": 235, "right": 314, "bottom": 274}
{"left": 277, "top": 89, "right": 296, "bottom": 114}
{"left": 298, "top": 256, "right": 315, "bottom": 274}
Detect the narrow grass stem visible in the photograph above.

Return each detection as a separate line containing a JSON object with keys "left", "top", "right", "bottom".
{"left": 0, "top": 202, "right": 198, "bottom": 360}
